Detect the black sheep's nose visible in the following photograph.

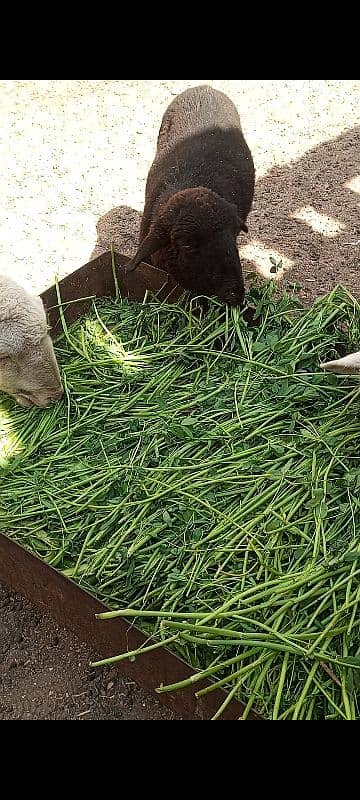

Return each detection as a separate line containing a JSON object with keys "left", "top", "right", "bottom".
{"left": 224, "top": 291, "right": 244, "bottom": 307}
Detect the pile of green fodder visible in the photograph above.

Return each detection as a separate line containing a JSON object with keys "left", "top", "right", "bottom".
{"left": 1, "top": 280, "right": 360, "bottom": 720}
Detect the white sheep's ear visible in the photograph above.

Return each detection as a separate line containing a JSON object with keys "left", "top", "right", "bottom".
{"left": 125, "top": 224, "right": 167, "bottom": 273}
{"left": 321, "top": 352, "right": 360, "bottom": 374}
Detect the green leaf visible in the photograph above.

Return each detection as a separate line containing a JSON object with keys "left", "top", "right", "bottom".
{"left": 181, "top": 416, "right": 198, "bottom": 426}
{"left": 266, "top": 333, "right": 280, "bottom": 349}
{"left": 253, "top": 341, "right": 267, "bottom": 353}
{"left": 182, "top": 427, "right": 195, "bottom": 439}
{"left": 340, "top": 657, "right": 360, "bottom": 667}
{"left": 267, "top": 519, "right": 281, "bottom": 531}
{"left": 319, "top": 502, "right": 328, "bottom": 519}
{"left": 306, "top": 492, "right": 324, "bottom": 508}
{"left": 301, "top": 429, "right": 314, "bottom": 439}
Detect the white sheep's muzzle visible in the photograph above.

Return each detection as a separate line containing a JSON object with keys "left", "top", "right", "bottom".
{"left": 321, "top": 351, "right": 360, "bottom": 374}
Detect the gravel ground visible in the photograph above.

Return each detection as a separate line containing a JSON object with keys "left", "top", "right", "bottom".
{"left": 0, "top": 80, "right": 359, "bottom": 719}
{"left": 0, "top": 80, "right": 359, "bottom": 297}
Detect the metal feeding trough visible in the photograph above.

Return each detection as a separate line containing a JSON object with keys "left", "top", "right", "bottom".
{"left": 0, "top": 251, "right": 262, "bottom": 720}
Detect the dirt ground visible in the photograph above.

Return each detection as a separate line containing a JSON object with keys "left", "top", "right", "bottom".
{"left": 0, "top": 80, "right": 359, "bottom": 720}
{"left": 0, "top": 585, "right": 178, "bottom": 720}
{"left": 0, "top": 80, "right": 359, "bottom": 301}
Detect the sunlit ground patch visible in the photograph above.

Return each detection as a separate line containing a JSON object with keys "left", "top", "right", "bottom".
{"left": 239, "top": 241, "right": 293, "bottom": 279}
{"left": 292, "top": 206, "right": 345, "bottom": 237}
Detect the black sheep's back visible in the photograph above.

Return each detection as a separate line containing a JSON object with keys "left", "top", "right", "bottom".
{"left": 140, "top": 127, "right": 255, "bottom": 241}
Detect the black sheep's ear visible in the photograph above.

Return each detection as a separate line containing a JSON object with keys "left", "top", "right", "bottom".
{"left": 125, "top": 225, "right": 167, "bottom": 273}
{"left": 239, "top": 221, "right": 248, "bottom": 233}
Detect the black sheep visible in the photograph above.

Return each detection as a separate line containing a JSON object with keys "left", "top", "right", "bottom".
{"left": 126, "top": 85, "right": 255, "bottom": 305}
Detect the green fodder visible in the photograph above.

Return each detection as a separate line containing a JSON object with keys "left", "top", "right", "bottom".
{"left": 1, "top": 280, "right": 360, "bottom": 719}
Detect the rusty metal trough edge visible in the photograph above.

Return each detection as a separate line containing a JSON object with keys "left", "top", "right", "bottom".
{"left": 0, "top": 251, "right": 262, "bottom": 720}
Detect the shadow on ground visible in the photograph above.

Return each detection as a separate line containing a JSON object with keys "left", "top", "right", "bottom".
{"left": 90, "top": 126, "right": 360, "bottom": 305}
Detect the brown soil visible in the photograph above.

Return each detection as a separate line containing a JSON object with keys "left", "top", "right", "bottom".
{"left": 0, "top": 584, "right": 178, "bottom": 720}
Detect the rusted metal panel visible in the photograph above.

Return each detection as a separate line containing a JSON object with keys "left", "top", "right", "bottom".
{"left": 42, "top": 251, "right": 182, "bottom": 338}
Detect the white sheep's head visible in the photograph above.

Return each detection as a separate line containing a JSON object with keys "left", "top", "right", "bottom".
{"left": 0, "top": 275, "right": 64, "bottom": 408}
{"left": 321, "top": 352, "right": 360, "bottom": 374}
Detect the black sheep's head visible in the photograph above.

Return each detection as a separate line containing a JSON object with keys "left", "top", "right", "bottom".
{"left": 126, "top": 188, "right": 248, "bottom": 306}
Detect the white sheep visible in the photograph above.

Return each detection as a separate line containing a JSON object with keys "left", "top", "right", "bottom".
{"left": 0, "top": 274, "right": 63, "bottom": 408}
{"left": 322, "top": 352, "right": 360, "bottom": 374}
